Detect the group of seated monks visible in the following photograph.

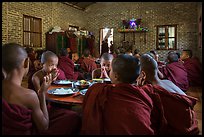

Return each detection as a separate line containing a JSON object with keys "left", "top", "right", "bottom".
{"left": 2, "top": 42, "right": 201, "bottom": 135}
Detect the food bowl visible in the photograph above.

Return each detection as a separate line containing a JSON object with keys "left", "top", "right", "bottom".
{"left": 74, "top": 80, "right": 91, "bottom": 89}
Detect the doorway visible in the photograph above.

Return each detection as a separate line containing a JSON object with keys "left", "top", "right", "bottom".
{"left": 99, "top": 28, "right": 114, "bottom": 55}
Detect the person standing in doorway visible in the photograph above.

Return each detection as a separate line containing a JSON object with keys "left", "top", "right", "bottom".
{"left": 109, "top": 41, "right": 114, "bottom": 54}
{"left": 101, "top": 39, "right": 109, "bottom": 56}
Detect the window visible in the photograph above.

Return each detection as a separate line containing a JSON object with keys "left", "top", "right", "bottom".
{"left": 23, "top": 15, "right": 42, "bottom": 47}
{"left": 156, "top": 25, "right": 177, "bottom": 50}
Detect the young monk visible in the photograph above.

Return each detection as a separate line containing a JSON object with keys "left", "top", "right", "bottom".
{"left": 180, "top": 49, "right": 202, "bottom": 86}
{"left": 31, "top": 50, "right": 81, "bottom": 135}
{"left": 149, "top": 50, "right": 165, "bottom": 66}
{"left": 2, "top": 43, "right": 81, "bottom": 135}
{"left": 92, "top": 53, "right": 113, "bottom": 79}
{"left": 81, "top": 54, "right": 165, "bottom": 135}
{"left": 79, "top": 49, "right": 97, "bottom": 79}
{"left": 31, "top": 50, "right": 65, "bottom": 91}
{"left": 58, "top": 48, "right": 83, "bottom": 80}
{"left": 136, "top": 54, "right": 199, "bottom": 135}
{"left": 158, "top": 52, "right": 189, "bottom": 92}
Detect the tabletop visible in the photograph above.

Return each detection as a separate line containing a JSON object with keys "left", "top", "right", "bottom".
{"left": 46, "top": 84, "right": 84, "bottom": 105}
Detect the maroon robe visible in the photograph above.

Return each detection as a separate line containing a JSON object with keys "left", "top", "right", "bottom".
{"left": 57, "top": 68, "right": 67, "bottom": 80}
{"left": 80, "top": 57, "right": 97, "bottom": 74}
{"left": 183, "top": 58, "right": 202, "bottom": 86}
{"left": 157, "top": 61, "right": 165, "bottom": 67}
{"left": 87, "top": 38, "right": 94, "bottom": 55}
{"left": 81, "top": 83, "right": 165, "bottom": 135}
{"left": 141, "top": 84, "right": 199, "bottom": 135}
{"left": 69, "top": 38, "right": 77, "bottom": 53}
{"left": 159, "top": 62, "right": 189, "bottom": 91}
{"left": 58, "top": 56, "right": 78, "bottom": 80}
{"left": 2, "top": 98, "right": 81, "bottom": 135}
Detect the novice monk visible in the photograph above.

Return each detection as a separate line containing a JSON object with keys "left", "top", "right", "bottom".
{"left": 136, "top": 54, "right": 199, "bottom": 135}
{"left": 81, "top": 54, "right": 165, "bottom": 135}
{"left": 158, "top": 52, "right": 189, "bottom": 92}
{"left": 149, "top": 50, "right": 165, "bottom": 66}
{"left": 31, "top": 50, "right": 81, "bottom": 135}
{"left": 80, "top": 49, "right": 97, "bottom": 80}
{"left": 31, "top": 51, "right": 64, "bottom": 91}
{"left": 92, "top": 53, "right": 113, "bottom": 79}
{"left": 2, "top": 43, "right": 81, "bottom": 135}
{"left": 180, "top": 49, "right": 202, "bottom": 86}
{"left": 58, "top": 48, "right": 82, "bottom": 80}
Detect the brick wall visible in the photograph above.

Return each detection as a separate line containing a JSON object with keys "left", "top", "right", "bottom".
{"left": 2, "top": 2, "right": 87, "bottom": 49}
{"left": 85, "top": 2, "right": 201, "bottom": 62}
{"left": 2, "top": 2, "right": 202, "bottom": 62}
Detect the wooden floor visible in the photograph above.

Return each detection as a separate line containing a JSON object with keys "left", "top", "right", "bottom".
{"left": 21, "top": 76, "right": 202, "bottom": 135}
{"left": 186, "top": 86, "right": 202, "bottom": 135}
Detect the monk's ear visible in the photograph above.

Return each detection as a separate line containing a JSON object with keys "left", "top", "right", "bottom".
{"left": 24, "top": 57, "right": 29, "bottom": 69}
{"left": 114, "top": 72, "right": 119, "bottom": 81}
{"left": 141, "top": 71, "right": 146, "bottom": 80}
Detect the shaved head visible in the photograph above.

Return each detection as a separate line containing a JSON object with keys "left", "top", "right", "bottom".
{"left": 101, "top": 53, "right": 113, "bottom": 61}
{"left": 2, "top": 43, "right": 28, "bottom": 73}
{"left": 140, "top": 54, "right": 158, "bottom": 76}
{"left": 41, "top": 51, "right": 58, "bottom": 64}
{"left": 167, "top": 53, "right": 178, "bottom": 63}
{"left": 112, "top": 54, "right": 140, "bottom": 83}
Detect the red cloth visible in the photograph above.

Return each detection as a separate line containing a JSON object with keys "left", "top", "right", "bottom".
{"left": 142, "top": 84, "right": 199, "bottom": 135}
{"left": 58, "top": 56, "right": 78, "bottom": 80}
{"left": 87, "top": 38, "right": 94, "bottom": 55}
{"left": 80, "top": 57, "right": 97, "bottom": 74}
{"left": 157, "top": 61, "right": 165, "bottom": 67}
{"left": 69, "top": 38, "right": 77, "bottom": 53}
{"left": 159, "top": 62, "right": 189, "bottom": 91}
{"left": 2, "top": 98, "right": 34, "bottom": 135}
{"left": 57, "top": 68, "right": 67, "bottom": 80}
{"left": 39, "top": 105, "right": 81, "bottom": 135}
{"left": 183, "top": 58, "right": 202, "bottom": 86}
{"left": 2, "top": 98, "right": 81, "bottom": 135}
{"left": 81, "top": 83, "right": 160, "bottom": 135}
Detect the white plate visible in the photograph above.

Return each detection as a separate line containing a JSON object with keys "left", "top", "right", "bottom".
{"left": 48, "top": 88, "right": 79, "bottom": 96}
{"left": 53, "top": 80, "right": 73, "bottom": 85}
{"left": 80, "top": 89, "right": 88, "bottom": 95}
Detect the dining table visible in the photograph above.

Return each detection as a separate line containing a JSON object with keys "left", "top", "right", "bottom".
{"left": 46, "top": 84, "right": 84, "bottom": 106}
{"left": 46, "top": 79, "right": 111, "bottom": 109}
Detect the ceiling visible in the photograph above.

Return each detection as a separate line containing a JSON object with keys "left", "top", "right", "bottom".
{"left": 63, "top": 2, "right": 96, "bottom": 11}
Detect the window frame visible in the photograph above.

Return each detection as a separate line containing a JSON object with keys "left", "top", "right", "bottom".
{"left": 156, "top": 25, "right": 177, "bottom": 50}
{"left": 23, "top": 15, "right": 42, "bottom": 48}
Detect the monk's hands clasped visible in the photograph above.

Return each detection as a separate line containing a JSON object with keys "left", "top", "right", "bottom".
{"left": 50, "top": 68, "right": 60, "bottom": 81}
{"left": 38, "top": 73, "right": 53, "bottom": 94}
{"left": 100, "top": 66, "right": 110, "bottom": 79}
{"left": 136, "top": 73, "right": 145, "bottom": 86}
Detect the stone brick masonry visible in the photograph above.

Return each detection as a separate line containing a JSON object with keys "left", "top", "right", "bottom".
{"left": 2, "top": 2, "right": 202, "bottom": 62}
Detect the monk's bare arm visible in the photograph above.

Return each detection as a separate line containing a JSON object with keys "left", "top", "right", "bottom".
{"left": 29, "top": 74, "right": 52, "bottom": 131}
{"left": 32, "top": 74, "right": 41, "bottom": 93}
{"left": 26, "top": 90, "right": 49, "bottom": 131}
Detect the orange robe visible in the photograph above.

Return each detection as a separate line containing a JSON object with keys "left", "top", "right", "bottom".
{"left": 81, "top": 83, "right": 165, "bottom": 135}
{"left": 141, "top": 84, "right": 199, "bottom": 135}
